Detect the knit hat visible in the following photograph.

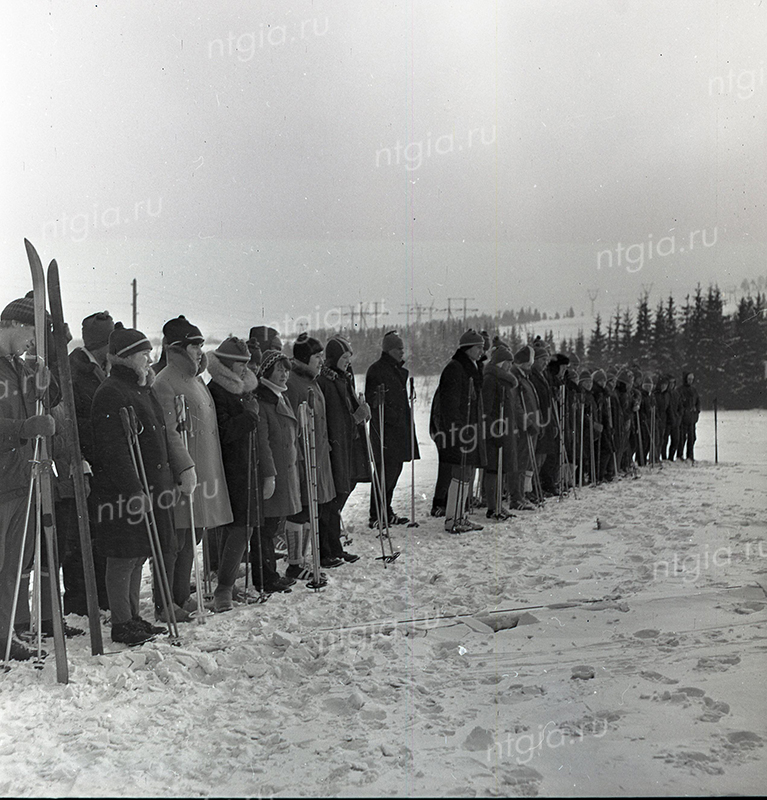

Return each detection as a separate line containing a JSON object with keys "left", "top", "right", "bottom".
{"left": 579, "top": 369, "right": 593, "bottom": 385}
{"left": 325, "top": 335, "right": 353, "bottom": 367}
{"left": 567, "top": 352, "right": 581, "bottom": 369}
{"left": 1, "top": 291, "right": 37, "bottom": 326}
{"left": 480, "top": 330, "right": 491, "bottom": 351}
{"left": 513, "top": 345, "right": 534, "bottom": 366}
{"left": 616, "top": 369, "right": 633, "bottom": 386}
{"left": 591, "top": 368, "right": 607, "bottom": 387}
{"left": 292, "top": 332, "right": 323, "bottom": 364}
{"left": 214, "top": 337, "right": 251, "bottom": 363}
{"left": 532, "top": 336, "right": 549, "bottom": 362}
{"left": 459, "top": 329, "right": 484, "bottom": 348}
{"left": 163, "top": 315, "right": 204, "bottom": 348}
{"left": 249, "top": 326, "right": 282, "bottom": 352}
{"left": 82, "top": 311, "right": 114, "bottom": 350}
{"left": 381, "top": 330, "right": 404, "bottom": 354}
{"left": 108, "top": 322, "right": 152, "bottom": 357}
{"left": 490, "top": 343, "right": 514, "bottom": 365}
{"left": 258, "top": 350, "right": 291, "bottom": 379}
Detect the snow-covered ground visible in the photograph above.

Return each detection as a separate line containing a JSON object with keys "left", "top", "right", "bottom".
{"left": 0, "top": 383, "right": 764, "bottom": 798}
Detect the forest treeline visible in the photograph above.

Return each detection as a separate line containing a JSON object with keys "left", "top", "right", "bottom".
{"left": 301, "top": 285, "right": 766, "bottom": 410}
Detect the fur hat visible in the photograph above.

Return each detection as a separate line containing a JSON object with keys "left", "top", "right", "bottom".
{"left": 82, "top": 311, "right": 114, "bottom": 350}
{"left": 532, "top": 336, "right": 549, "bottom": 362}
{"left": 513, "top": 345, "right": 534, "bottom": 365}
{"left": 108, "top": 322, "right": 152, "bottom": 357}
{"left": 292, "top": 332, "right": 323, "bottom": 364}
{"left": 163, "top": 315, "right": 204, "bottom": 348}
{"left": 591, "top": 368, "right": 607, "bottom": 387}
{"left": 249, "top": 326, "right": 282, "bottom": 352}
{"left": 490, "top": 343, "right": 514, "bottom": 365}
{"left": 214, "top": 337, "right": 251, "bottom": 363}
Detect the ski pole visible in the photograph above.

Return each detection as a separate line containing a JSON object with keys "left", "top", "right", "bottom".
{"left": 495, "top": 394, "right": 504, "bottom": 516}
{"left": 579, "top": 399, "right": 584, "bottom": 489}
{"left": 376, "top": 385, "right": 398, "bottom": 558}
{"left": 245, "top": 429, "right": 253, "bottom": 595}
{"left": 174, "top": 395, "right": 207, "bottom": 624}
{"left": 714, "top": 397, "right": 718, "bottom": 464}
{"left": 362, "top": 416, "right": 391, "bottom": 564}
{"left": 407, "top": 377, "right": 418, "bottom": 528}
{"left": 119, "top": 407, "right": 179, "bottom": 641}
{"left": 589, "top": 410, "right": 596, "bottom": 486}
{"left": 635, "top": 409, "right": 644, "bottom": 468}
{"left": 250, "top": 426, "right": 268, "bottom": 603}
{"left": 299, "top": 390, "right": 325, "bottom": 589}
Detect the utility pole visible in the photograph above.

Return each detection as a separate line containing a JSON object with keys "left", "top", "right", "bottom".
{"left": 131, "top": 278, "right": 137, "bottom": 328}
{"left": 587, "top": 289, "right": 598, "bottom": 317}
{"left": 371, "top": 300, "right": 389, "bottom": 329}
{"left": 441, "top": 297, "right": 478, "bottom": 322}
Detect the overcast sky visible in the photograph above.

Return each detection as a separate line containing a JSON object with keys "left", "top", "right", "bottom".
{"left": 2, "top": 0, "right": 764, "bottom": 341}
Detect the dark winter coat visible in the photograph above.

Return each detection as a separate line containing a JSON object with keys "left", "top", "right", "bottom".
{"left": 481, "top": 362, "right": 519, "bottom": 472}
{"left": 364, "top": 352, "right": 420, "bottom": 464}
{"left": 316, "top": 365, "right": 371, "bottom": 495}
{"left": 69, "top": 347, "right": 108, "bottom": 465}
{"left": 0, "top": 355, "right": 38, "bottom": 504}
{"left": 206, "top": 352, "right": 273, "bottom": 526}
{"left": 679, "top": 373, "right": 700, "bottom": 425}
{"left": 285, "top": 361, "right": 336, "bottom": 506}
{"left": 430, "top": 348, "right": 487, "bottom": 467}
{"left": 529, "top": 367, "right": 556, "bottom": 452}
{"left": 90, "top": 361, "right": 191, "bottom": 559}
{"left": 255, "top": 383, "right": 301, "bottom": 518}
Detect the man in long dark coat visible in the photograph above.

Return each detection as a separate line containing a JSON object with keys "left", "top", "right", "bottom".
{"left": 364, "top": 331, "right": 419, "bottom": 528}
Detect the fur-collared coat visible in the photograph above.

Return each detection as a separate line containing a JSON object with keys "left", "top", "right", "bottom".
{"left": 481, "top": 361, "right": 519, "bottom": 473}
{"left": 285, "top": 361, "right": 336, "bottom": 506}
{"left": 153, "top": 346, "right": 233, "bottom": 530}
{"left": 90, "top": 360, "right": 191, "bottom": 559}
{"left": 255, "top": 382, "right": 302, "bottom": 519}
{"left": 206, "top": 351, "right": 274, "bottom": 526}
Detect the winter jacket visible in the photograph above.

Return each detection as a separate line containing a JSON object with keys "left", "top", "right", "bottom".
{"left": 153, "top": 347, "right": 233, "bottom": 530}
{"left": 430, "top": 348, "right": 487, "bottom": 467}
{"left": 364, "top": 351, "right": 420, "bottom": 464}
{"left": 529, "top": 368, "right": 556, "bottom": 452}
{"left": 255, "top": 383, "right": 301, "bottom": 518}
{"left": 285, "top": 361, "right": 336, "bottom": 506}
{"left": 481, "top": 362, "right": 519, "bottom": 472}
{"left": 90, "top": 361, "right": 190, "bottom": 559}
{"left": 679, "top": 373, "right": 700, "bottom": 425}
{"left": 0, "top": 355, "right": 38, "bottom": 504}
{"left": 206, "top": 351, "right": 273, "bottom": 526}
{"left": 316, "top": 365, "right": 370, "bottom": 495}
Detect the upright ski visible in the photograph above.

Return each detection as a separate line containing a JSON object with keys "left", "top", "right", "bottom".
{"left": 47, "top": 260, "right": 104, "bottom": 655}
{"left": 24, "top": 239, "right": 69, "bottom": 683}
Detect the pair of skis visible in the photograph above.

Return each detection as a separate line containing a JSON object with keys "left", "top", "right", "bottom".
{"left": 3, "top": 241, "right": 105, "bottom": 682}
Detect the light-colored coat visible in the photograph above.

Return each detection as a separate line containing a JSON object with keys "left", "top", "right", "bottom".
{"left": 153, "top": 346, "right": 233, "bottom": 529}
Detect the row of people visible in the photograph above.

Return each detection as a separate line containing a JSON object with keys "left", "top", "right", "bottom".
{"left": 429, "top": 331, "right": 701, "bottom": 532}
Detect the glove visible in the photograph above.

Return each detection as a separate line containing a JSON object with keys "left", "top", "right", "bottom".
{"left": 353, "top": 401, "right": 371, "bottom": 424}
{"left": 20, "top": 414, "right": 56, "bottom": 439}
{"left": 242, "top": 395, "right": 259, "bottom": 419}
{"left": 126, "top": 492, "right": 150, "bottom": 517}
{"left": 262, "top": 476, "right": 275, "bottom": 500}
{"left": 179, "top": 467, "right": 198, "bottom": 495}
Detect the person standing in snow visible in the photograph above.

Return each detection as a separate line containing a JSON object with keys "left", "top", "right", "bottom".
{"left": 90, "top": 324, "right": 193, "bottom": 645}
{"left": 153, "top": 316, "right": 233, "bottom": 620}
{"left": 364, "top": 331, "right": 419, "bottom": 528}
{"left": 316, "top": 336, "right": 370, "bottom": 567}
{"left": 429, "top": 329, "right": 487, "bottom": 533}
{"left": 206, "top": 337, "right": 273, "bottom": 611}
{"left": 286, "top": 333, "right": 357, "bottom": 575}
{"left": 677, "top": 371, "right": 701, "bottom": 462}
{"left": 252, "top": 351, "right": 301, "bottom": 591}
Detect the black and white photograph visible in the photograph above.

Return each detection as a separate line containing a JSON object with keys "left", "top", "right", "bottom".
{"left": 1, "top": 0, "right": 765, "bottom": 796}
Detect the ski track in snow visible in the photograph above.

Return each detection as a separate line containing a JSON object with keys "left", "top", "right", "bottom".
{"left": 1, "top": 395, "right": 765, "bottom": 798}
